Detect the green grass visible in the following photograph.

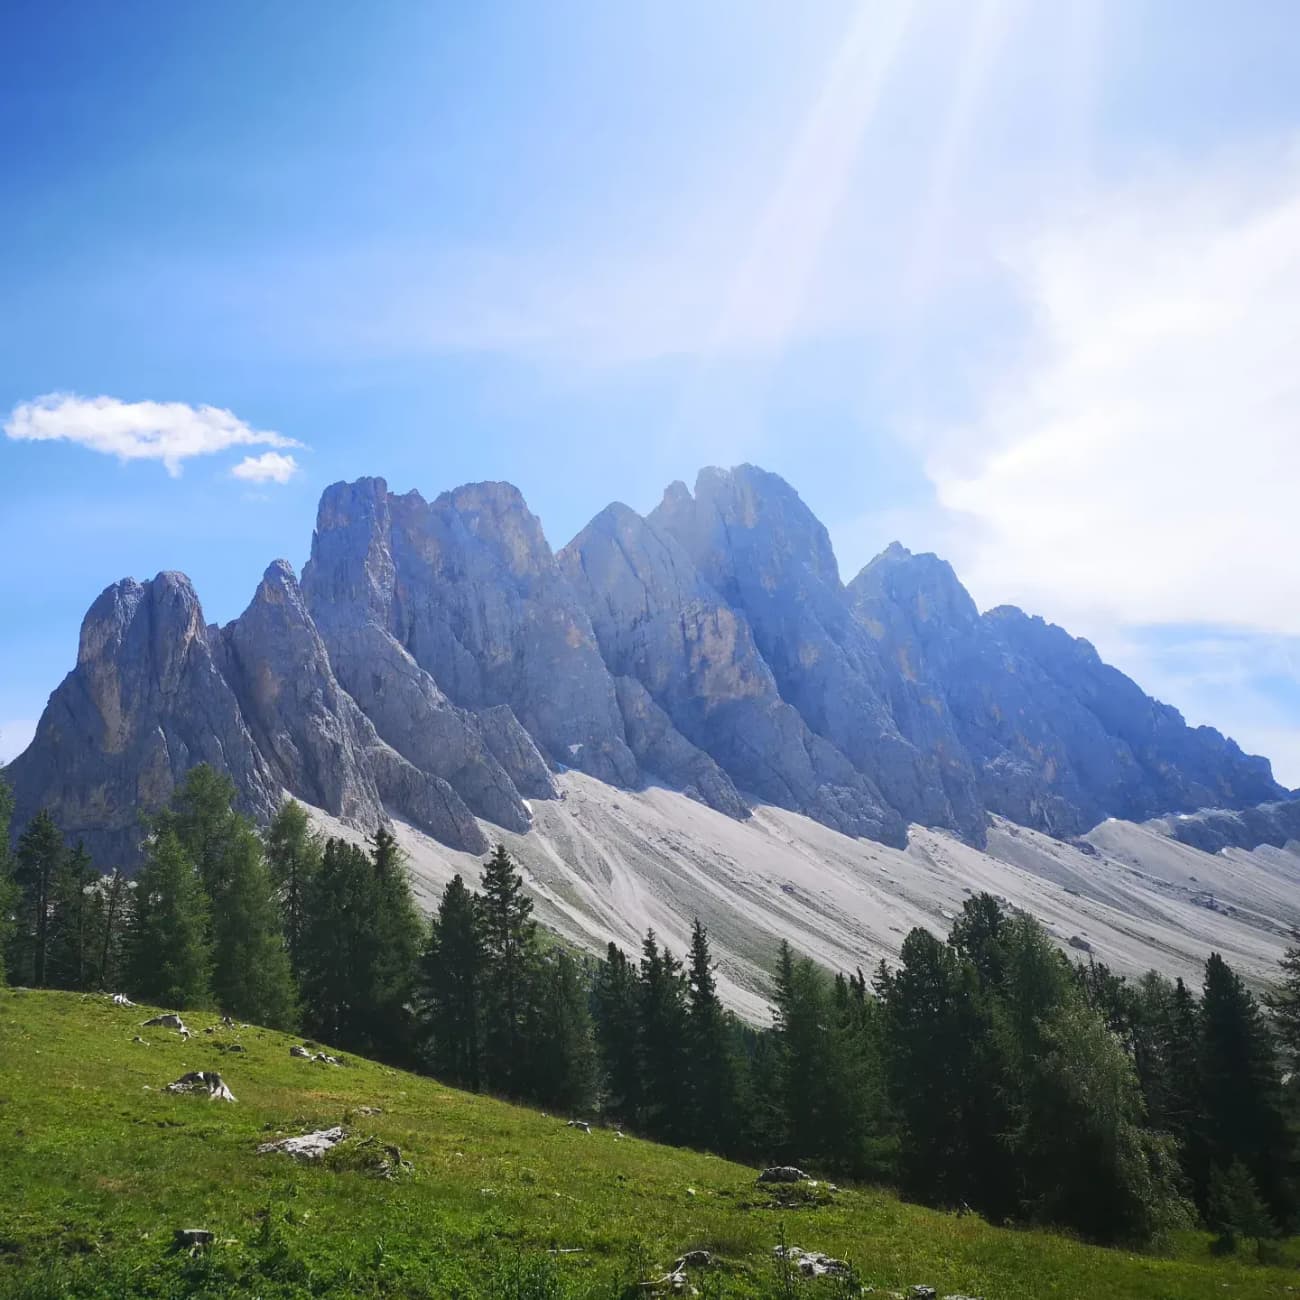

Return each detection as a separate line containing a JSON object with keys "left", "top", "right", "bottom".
{"left": 0, "top": 989, "right": 1295, "bottom": 1298}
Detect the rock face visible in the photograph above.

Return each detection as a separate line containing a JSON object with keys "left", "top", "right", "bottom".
{"left": 7, "top": 463, "right": 1287, "bottom": 866}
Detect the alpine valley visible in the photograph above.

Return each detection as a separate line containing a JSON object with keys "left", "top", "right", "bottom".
{"left": 9, "top": 465, "right": 1300, "bottom": 1014}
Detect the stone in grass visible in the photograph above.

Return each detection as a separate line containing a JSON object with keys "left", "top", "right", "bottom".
{"left": 256, "top": 1126, "right": 349, "bottom": 1161}
{"left": 165, "top": 1071, "right": 236, "bottom": 1102}
{"left": 773, "top": 1245, "right": 850, "bottom": 1278}
{"left": 566, "top": 1119, "right": 591, "bottom": 1133}
{"left": 142, "top": 1013, "right": 186, "bottom": 1032}
{"left": 171, "top": 1228, "right": 214, "bottom": 1252}
{"left": 290, "top": 1045, "right": 313, "bottom": 1058}
{"left": 757, "top": 1166, "right": 809, "bottom": 1184}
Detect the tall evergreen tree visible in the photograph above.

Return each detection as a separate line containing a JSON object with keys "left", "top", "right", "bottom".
{"left": 160, "top": 767, "right": 297, "bottom": 1027}
{"left": 526, "top": 948, "right": 598, "bottom": 1113}
{"left": 364, "top": 827, "right": 423, "bottom": 1060}
{"left": 0, "top": 769, "right": 17, "bottom": 986}
{"left": 128, "top": 828, "right": 212, "bottom": 1009}
{"left": 421, "top": 874, "right": 486, "bottom": 1089}
{"left": 637, "top": 930, "right": 690, "bottom": 1141}
{"left": 300, "top": 838, "right": 374, "bottom": 1048}
{"left": 1199, "top": 952, "right": 1295, "bottom": 1226}
{"left": 47, "top": 842, "right": 99, "bottom": 989}
{"left": 592, "top": 943, "right": 642, "bottom": 1124}
{"left": 266, "top": 799, "right": 321, "bottom": 978}
{"left": 684, "top": 920, "right": 739, "bottom": 1151}
{"left": 13, "top": 809, "right": 65, "bottom": 986}
{"left": 92, "top": 868, "right": 131, "bottom": 993}
{"left": 479, "top": 844, "right": 538, "bottom": 1095}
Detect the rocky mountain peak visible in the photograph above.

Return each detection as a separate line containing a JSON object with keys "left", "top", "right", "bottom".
{"left": 10, "top": 462, "right": 1288, "bottom": 866}
{"left": 850, "top": 542, "right": 980, "bottom": 634}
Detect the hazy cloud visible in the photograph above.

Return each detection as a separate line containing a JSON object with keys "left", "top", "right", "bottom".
{"left": 5, "top": 393, "right": 301, "bottom": 477}
{"left": 231, "top": 451, "right": 300, "bottom": 484}
{"left": 925, "top": 145, "right": 1300, "bottom": 638}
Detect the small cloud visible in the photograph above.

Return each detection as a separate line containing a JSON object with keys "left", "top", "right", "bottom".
{"left": 231, "top": 451, "right": 300, "bottom": 484}
{"left": 4, "top": 393, "right": 301, "bottom": 477}
{"left": 0, "top": 719, "right": 37, "bottom": 763}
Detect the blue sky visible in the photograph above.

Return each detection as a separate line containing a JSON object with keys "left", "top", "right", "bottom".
{"left": 3, "top": 0, "right": 1299, "bottom": 785}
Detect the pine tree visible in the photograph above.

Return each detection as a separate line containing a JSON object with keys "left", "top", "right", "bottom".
{"left": 684, "top": 919, "right": 739, "bottom": 1151}
{"left": 479, "top": 844, "right": 539, "bottom": 1095}
{"left": 47, "top": 842, "right": 99, "bottom": 989}
{"left": 526, "top": 948, "right": 597, "bottom": 1113}
{"left": 0, "top": 770, "right": 17, "bottom": 986}
{"left": 421, "top": 874, "right": 486, "bottom": 1089}
{"left": 300, "top": 838, "right": 374, "bottom": 1048}
{"left": 160, "top": 767, "right": 297, "bottom": 1027}
{"left": 13, "top": 809, "right": 66, "bottom": 986}
{"left": 298, "top": 833, "right": 422, "bottom": 1063}
{"left": 92, "top": 869, "right": 130, "bottom": 993}
{"left": 266, "top": 799, "right": 321, "bottom": 978}
{"left": 128, "top": 828, "right": 212, "bottom": 1009}
{"left": 1199, "top": 952, "right": 1295, "bottom": 1226}
{"left": 636, "top": 930, "right": 690, "bottom": 1141}
{"left": 1207, "top": 1159, "right": 1277, "bottom": 1254}
{"left": 366, "top": 827, "right": 423, "bottom": 1061}
{"left": 592, "top": 943, "right": 642, "bottom": 1124}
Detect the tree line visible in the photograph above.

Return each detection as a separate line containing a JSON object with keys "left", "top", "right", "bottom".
{"left": 3, "top": 763, "right": 1300, "bottom": 1252}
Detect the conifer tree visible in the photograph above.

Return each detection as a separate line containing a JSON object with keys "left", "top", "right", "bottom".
{"left": 1199, "top": 952, "right": 1295, "bottom": 1226}
{"left": 527, "top": 947, "right": 598, "bottom": 1113}
{"left": 128, "top": 828, "right": 211, "bottom": 1009}
{"left": 365, "top": 827, "right": 423, "bottom": 1060}
{"left": 685, "top": 919, "right": 739, "bottom": 1151}
{"left": 593, "top": 943, "right": 642, "bottom": 1124}
{"left": 159, "top": 767, "right": 297, "bottom": 1027}
{"left": 47, "top": 842, "right": 99, "bottom": 989}
{"left": 266, "top": 799, "right": 321, "bottom": 977}
{"left": 300, "top": 838, "right": 374, "bottom": 1047}
{"left": 0, "top": 770, "right": 17, "bottom": 986}
{"left": 637, "top": 930, "right": 690, "bottom": 1141}
{"left": 13, "top": 809, "right": 65, "bottom": 986}
{"left": 421, "top": 873, "right": 486, "bottom": 1089}
{"left": 92, "top": 868, "right": 130, "bottom": 993}
{"left": 479, "top": 844, "right": 538, "bottom": 1095}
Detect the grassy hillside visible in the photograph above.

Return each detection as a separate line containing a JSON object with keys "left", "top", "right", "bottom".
{"left": 0, "top": 990, "right": 1294, "bottom": 1299}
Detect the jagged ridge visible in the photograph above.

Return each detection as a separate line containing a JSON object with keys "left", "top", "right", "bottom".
{"left": 7, "top": 464, "right": 1285, "bottom": 865}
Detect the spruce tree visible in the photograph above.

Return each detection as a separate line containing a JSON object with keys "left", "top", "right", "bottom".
{"left": 367, "top": 827, "right": 423, "bottom": 1061}
{"left": 14, "top": 809, "right": 65, "bottom": 986}
{"left": 685, "top": 919, "right": 739, "bottom": 1151}
{"left": 160, "top": 767, "right": 297, "bottom": 1027}
{"left": 266, "top": 799, "right": 321, "bottom": 978}
{"left": 0, "top": 770, "right": 17, "bottom": 986}
{"left": 92, "top": 869, "right": 130, "bottom": 993}
{"left": 637, "top": 930, "right": 690, "bottom": 1141}
{"left": 526, "top": 947, "right": 598, "bottom": 1113}
{"left": 421, "top": 874, "right": 486, "bottom": 1088}
{"left": 479, "top": 844, "right": 539, "bottom": 1095}
{"left": 47, "top": 842, "right": 99, "bottom": 989}
{"left": 128, "top": 828, "right": 212, "bottom": 1009}
{"left": 300, "top": 838, "right": 374, "bottom": 1048}
{"left": 1199, "top": 952, "right": 1295, "bottom": 1226}
{"left": 592, "top": 943, "right": 642, "bottom": 1124}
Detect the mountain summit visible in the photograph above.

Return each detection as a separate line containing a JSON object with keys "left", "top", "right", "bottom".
{"left": 7, "top": 465, "right": 1283, "bottom": 864}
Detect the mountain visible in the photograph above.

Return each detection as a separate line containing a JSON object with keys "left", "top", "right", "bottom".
{"left": 7, "top": 464, "right": 1287, "bottom": 875}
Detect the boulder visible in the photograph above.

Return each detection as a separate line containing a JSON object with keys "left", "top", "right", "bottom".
{"left": 256, "top": 1126, "right": 348, "bottom": 1161}
{"left": 165, "top": 1071, "right": 236, "bottom": 1102}
{"left": 758, "top": 1166, "right": 809, "bottom": 1184}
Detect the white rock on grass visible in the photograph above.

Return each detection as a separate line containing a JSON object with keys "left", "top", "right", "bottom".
{"left": 256, "top": 1126, "right": 349, "bottom": 1161}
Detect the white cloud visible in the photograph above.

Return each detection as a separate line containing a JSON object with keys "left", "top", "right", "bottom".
{"left": 924, "top": 145, "right": 1300, "bottom": 638}
{"left": 5, "top": 393, "right": 301, "bottom": 478}
{"left": 0, "top": 719, "right": 37, "bottom": 764}
{"left": 231, "top": 451, "right": 299, "bottom": 484}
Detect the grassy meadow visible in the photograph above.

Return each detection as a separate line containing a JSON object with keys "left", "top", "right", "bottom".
{"left": 0, "top": 988, "right": 1295, "bottom": 1298}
